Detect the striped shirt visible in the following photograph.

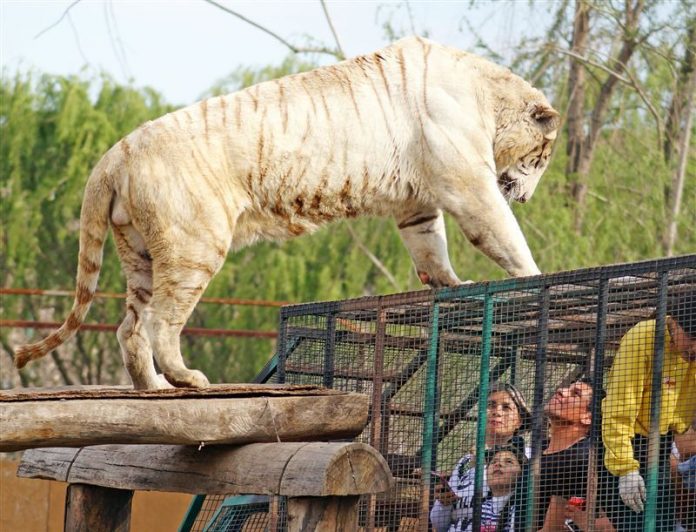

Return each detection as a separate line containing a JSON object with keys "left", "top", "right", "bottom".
{"left": 430, "top": 453, "right": 518, "bottom": 532}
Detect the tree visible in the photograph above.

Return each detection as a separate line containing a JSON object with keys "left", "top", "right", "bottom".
{"left": 662, "top": 15, "right": 696, "bottom": 256}
{"left": 565, "top": 0, "right": 647, "bottom": 233}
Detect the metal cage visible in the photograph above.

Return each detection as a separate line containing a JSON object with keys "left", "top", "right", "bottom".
{"left": 183, "top": 254, "right": 696, "bottom": 532}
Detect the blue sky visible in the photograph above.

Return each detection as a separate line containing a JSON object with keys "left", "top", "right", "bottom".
{"left": 2, "top": 1, "right": 545, "bottom": 105}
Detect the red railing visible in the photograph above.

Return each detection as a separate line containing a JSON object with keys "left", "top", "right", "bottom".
{"left": 0, "top": 287, "right": 287, "bottom": 339}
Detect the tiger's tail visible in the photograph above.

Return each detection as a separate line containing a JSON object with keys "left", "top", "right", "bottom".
{"left": 14, "top": 156, "right": 115, "bottom": 369}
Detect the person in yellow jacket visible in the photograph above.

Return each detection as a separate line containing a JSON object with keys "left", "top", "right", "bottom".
{"left": 602, "top": 288, "right": 696, "bottom": 531}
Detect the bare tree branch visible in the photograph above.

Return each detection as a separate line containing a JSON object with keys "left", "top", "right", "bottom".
{"left": 584, "top": 0, "right": 629, "bottom": 33}
{"left": 203, "top": 0, "right": 297, "bottom": 52}
{"left": 320, "top": 0, "right": 345, "bottom": 59}
{"left": 582, "top": 1, "right": 639, "bottom": 183}
{"left": 619, "top": 64, "right": 664, "bottom": 149}
{"left": 104, "top": 0, "right": 132, "bottom": 80}
{"left": 555, "top": 46, "right": 630, "bottom": 83}
{"left": 34, "top": 0, "right": 82, "bottom": 39}
{"left": 553, "top": 44, "right": 663, "bottom": 149}
{"left": 404, "top": 0, "right": 417, "bottom": 35}
{"left": 67, "top": 10, "right": 89, "bottom": 65}
{"left": 202, "top": 0, "right": 341, "bottom": 58}
{"left": 344, "top": 224, "right": 401, "bottom": 291}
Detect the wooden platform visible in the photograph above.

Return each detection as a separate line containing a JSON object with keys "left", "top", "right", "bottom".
{"left": 0, "top": 384, "right": 369, "bottom": 452}
{"left": 18, "top": 441, "right": 394, "bottom": 532}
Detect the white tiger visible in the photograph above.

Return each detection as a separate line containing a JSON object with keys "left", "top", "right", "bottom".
{"left": 15, "top": 37, "right": 560, "bottom": 389}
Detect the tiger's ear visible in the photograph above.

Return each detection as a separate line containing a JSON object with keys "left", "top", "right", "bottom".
{"left": 531, "top": 104, "right": 560, "bottom": 139}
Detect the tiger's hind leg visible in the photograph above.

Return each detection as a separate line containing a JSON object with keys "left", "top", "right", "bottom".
{"left": 113, "top": 225, "right": 164, "bottom": 389}
{"left": 145, "top": 237, "right": 229, "bottom": 388}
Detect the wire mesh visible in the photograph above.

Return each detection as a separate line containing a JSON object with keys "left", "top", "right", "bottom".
{"left": 184, "top": 255, "right": 696, "bottom": 531}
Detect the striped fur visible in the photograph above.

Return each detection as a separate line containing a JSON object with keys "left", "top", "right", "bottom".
{"left": 14, "top": 37, "right": 559, "bottom": 389}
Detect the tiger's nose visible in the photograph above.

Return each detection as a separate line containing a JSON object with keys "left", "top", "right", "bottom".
{"left": 517, "top": 194, "right": 528, "bottom": 203}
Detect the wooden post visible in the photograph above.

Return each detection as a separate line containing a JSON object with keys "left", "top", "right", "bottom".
{"left": 64, "top": 484, "right": 133, "bottom": 532}
{"left": 287, "top": 495, "right": 359, "bottom": 532}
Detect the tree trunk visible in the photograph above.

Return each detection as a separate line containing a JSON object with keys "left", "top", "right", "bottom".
{"left": 567, "top": 0, "right": 645, "bottom": 234}
{"left": 664, "top": 20, "right": 696, "bottom": 165}
{"left": 662, "top": 18, "right": 696, "bottom": 255}
{"left": 565, "top": 0, "right": 591, "bottom": 186}
{"left": 662, "top": 83, "right": 695, "bottom": 256}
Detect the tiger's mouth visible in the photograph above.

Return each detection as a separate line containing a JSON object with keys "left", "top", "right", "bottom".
{"left": 498, "top": 172, "right": 521, "bottom": 202}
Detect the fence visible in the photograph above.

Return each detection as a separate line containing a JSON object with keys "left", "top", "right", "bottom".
{"left": 0, "top": 288, "right": 284, "bottom": 386}
{"left": 188, "top": 254, "right": 696, "bottom": 531}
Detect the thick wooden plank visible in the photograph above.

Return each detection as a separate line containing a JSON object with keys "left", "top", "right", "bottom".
{"left": 1, "top": 393, "right": 368, "bottom": 451}
{"left": 64, "top": 484, "right": 132, "bottom": 532}
{"left": 287, "top": 496, "right": 359, "bottom": 532}
{"left": 18, "top": 442, "right": 394, "bottom": 496}
{"left": 0, "top": 383, "right": 344, "bottom": 402}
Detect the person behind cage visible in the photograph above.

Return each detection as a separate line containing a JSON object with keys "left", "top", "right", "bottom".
{"left": 433, "top": 444, "right": 527, "bottom": 532}
{"left": 430, "top": 383, "right": 531, "bottom": 531}
{"left": 514, "top": 379, "right": 615, "bottom": 532}
{"left": 601, "top": 288, "right": 696, "bottom": 531}
{"left": 671, "top": 415, "right": 696, "bottom": 532}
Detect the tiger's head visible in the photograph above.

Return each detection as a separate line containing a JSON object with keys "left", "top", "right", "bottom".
{"left": 494, "top": 102, "right": 560, "bottom": 203}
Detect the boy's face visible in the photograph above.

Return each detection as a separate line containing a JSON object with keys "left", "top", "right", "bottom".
{"left": 670, "top": 319, "right": 696, "bottom": 362}
{"left": 487, "top": 450, "right": 522, "bottom": 491}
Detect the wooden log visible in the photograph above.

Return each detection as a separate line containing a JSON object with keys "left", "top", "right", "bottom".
{"left": 0, "top": 386, "right": 368, "bottom": 452}
{"left": 18, "top": 442, "right": 394, "bottom": 496}
{"left": 64, "top": 484, "right": 132, "bottom": 532}
{"left": 287, "top": 496, "right": 359, "bottom": 532}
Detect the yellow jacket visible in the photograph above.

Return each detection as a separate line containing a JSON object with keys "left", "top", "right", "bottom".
{"left": 602, "top": 319, "right": 696, "bottom": 476}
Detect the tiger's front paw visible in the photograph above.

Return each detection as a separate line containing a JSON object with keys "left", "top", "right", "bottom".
{"left": 164, "top": 369, "right": 210, "bottom": 388}
{"left": 418, "top": 270, "right": 463, "bottom": 288}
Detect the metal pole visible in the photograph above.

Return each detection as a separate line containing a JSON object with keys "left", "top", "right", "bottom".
{"left": 367, "top": 306, "right": 388, "bottom": 531}
{"left": 585, "top": 274, "right": 609, "bottom": 532}
{"left": 526, "top": 285, "right": 550, "bottom": 532}
{"left": 420, "top": 301, "right": 441, "bottom": 528}
{"left": 323, "top": 312, "right": 336, "bottom": 388}
{"left": 472, "top": 292, "right": 494, "bottom": 532}
{"left": 644, "top": 271, "right": 669, "bottom": 531}
{"left": 277, "top": 315, "right": 288, "bottom": 384}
